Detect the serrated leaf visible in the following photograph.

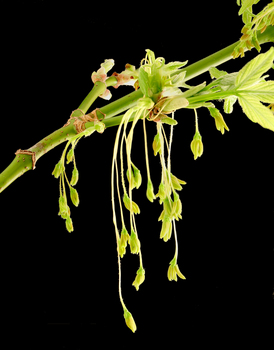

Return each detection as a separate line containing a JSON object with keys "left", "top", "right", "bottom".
{"left": 238, "top": 94, "right": 274, "bottom": 131}
{"left": 238, "top": 81, "right": 274, "bottom": 103}
{"left": 236, "top": 47, "right": 274, "bottom": 89}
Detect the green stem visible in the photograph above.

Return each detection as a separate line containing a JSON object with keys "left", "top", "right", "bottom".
{"left": 1, "top": 28, "right": 273, "bottom": 193}
{"left": 183, "top": 27, "right": 274, "bottom": 81}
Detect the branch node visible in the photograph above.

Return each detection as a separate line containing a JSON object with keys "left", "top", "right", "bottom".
{"left": 15, "top": 149, "right": 36, "bottom": 169}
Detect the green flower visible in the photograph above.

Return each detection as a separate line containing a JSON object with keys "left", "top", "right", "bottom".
{"left": 208, "top": 107, "right": 229, "bottom": 134}
{"left": 132, "top": 267, "right": 145, "bottom": 291}
{"left": 65, "top": 216, "right": 74, "bottom": 233}
{"left": 70, "top": 167, "right": 79, "bottom": 186}
{"left": 52, "top": 161, "right": 64, "bottom": 179}
{"left": 156, "top": 182, "right": 166, "bottom": 203}
{"left": 70, "top": 187, "right": 79, "bottom": 207}
{"left": 152, "top": 132, "right": 161, "bottom": 156}
{"left": 123, "top": 193, "right": 140, "bottom": 214}
{"left": 190, "top": 131, "right": 203, "bottom": 160}
{"left": 167, "top": 258, "right": 186, "bottom": 281}
{"left": 160, "top": 215, "right": 172, "bottom": 242}
{"left": 129, "top": 230, "right": 140, "bottom": 254}
{"left": 66, "top": 148, "right": 74, "bottom": 164}
{"left": 58, "top": 195, "right": 70, "bottom": 219}
{"left": 118, "top": 227, "right": 130, "bottom": 258}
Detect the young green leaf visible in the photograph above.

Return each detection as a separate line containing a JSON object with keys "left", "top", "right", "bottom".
{"left": 238, "top": 0, "right": 260, "bottom": 16}
{"left": 224, "top": 96, "right": 238, "bottom": 114}
{"left": 209, "top": 67, "right": 228, "bottom": 79}
{"left": 235, "top": 47, "right": 274, "bottom": 90}
{"left": 238, "top": 94, "right": 274, "bottom": 131}
{"left": 238, "top": 81, "right": 274, "bottom": 103}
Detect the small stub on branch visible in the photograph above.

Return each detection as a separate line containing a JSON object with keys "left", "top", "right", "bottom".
{"left": 15, "top": 149, "right": 36, "bottom": 169}
{"left": 63, "top": 108, "right": 106, "bottom": 134}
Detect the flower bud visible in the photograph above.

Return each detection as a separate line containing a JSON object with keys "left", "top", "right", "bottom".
{"left": 129, "top": 230, "right": 140, "bottom": 254}
{"left": 146, "top": 179, "right": 156, "bottom": 202}
{"left": 173, "top": 191, "right": 182, "bottom": 219}
{"left": 58, "top": 196, "right": 70, "bottom": 219}
{"left": 156, "top": 182, "right": 166, "bottom": 203}
{"left": 126, "top": 167, "right": 136, "bottom": 190}
{"left": 190, "top": 131, "right": 203, "bottom": 160}
{"left": 123, "top": 308, "right": 137, "bottom": 333}
{"left": 66, "top": 148, "right": 74, "bottom": 164}
{"left": 70, "top": 167, "right": 79, "bottom": 186}
{"left": 70, "top": 187, "right": 79, "bottom": 207}
{"left": 160, "top": 216, "right": 172, "bottom": 241}
{"left": 208, "top": 107, "right": 229, "bottom": 134}
{"left": 170, "top": 172, "right": 186, "bottom": 191}
{"left": 123, "top": 193, "right": 140, "bottom": 214}
{"left": 118, "top": 227, "right": 130, "bottom": 257}
{"left": 52, "top": 161, "right": 64, "bottom": 179}
{"left": 132, "top": 267, "right": 145, "bottom": 291}
{"left": 167, "top": 258, "right": 186, "bottom": 281}
{"left": 152, "top": 133, "right": 161, "bottom": 156}
{"left": 132, "top": 163, "right": 142, "bottom": 189}
{"left": 65, "top": 216, "right": 73, "bottom": 233}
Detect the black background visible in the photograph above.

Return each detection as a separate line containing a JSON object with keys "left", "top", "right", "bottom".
{"left": 1, "top": 0, "right": 273, "bottom": 348}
